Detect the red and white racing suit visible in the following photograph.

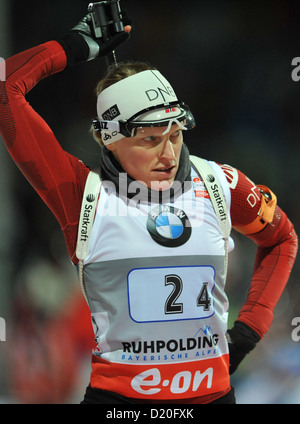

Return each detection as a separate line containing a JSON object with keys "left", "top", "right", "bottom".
{"left": 0, "top": 41, "right": 297, "bottom": 403}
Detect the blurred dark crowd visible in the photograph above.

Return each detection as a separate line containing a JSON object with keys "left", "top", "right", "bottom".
{"left": 0, "top": 0, "right": 299, "bottom": 403}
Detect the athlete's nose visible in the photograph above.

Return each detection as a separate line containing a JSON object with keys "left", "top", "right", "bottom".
{"left": 159, "top": 138, "right": 176, "bottom": 162}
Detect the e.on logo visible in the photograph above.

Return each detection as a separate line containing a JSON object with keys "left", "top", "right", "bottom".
{"left": 131, "top": 367, "right": 213, "bottom": 396}
{"left": 0, "top": 317, "right": 6, "bottom": 341}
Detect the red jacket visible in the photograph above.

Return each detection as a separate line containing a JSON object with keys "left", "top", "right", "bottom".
{"left": 0, "top": 39, "right": 297, "bottom": 370}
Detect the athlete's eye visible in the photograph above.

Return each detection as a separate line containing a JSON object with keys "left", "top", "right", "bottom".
{"left": 170, "top": 130, "right": 181, "bottom": 140}
{"left": 142, "top": 136, "right": 160, "bottom": 143}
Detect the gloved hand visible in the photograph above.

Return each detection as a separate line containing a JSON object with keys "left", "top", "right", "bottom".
{"left": 227, "top": 321, "right": 260, "bottom": 374}
{"left": 58, "top": 11, "right": 132, "bottom": 67}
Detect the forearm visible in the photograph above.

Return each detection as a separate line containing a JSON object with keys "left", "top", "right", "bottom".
{"left": 1, "top": 41, "right": 67, "bottom": 168}
{"left": 4, "top": 41, "right": 67, "bottom": 96}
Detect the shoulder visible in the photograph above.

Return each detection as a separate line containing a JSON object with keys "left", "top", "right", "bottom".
{"left": 220, "top": 163, "right": 262, "bottom": 229}
{"left": 218, "top": 163, "right": 277, "bottom": 235}
{"left": 218, "top": 163, "right": 261, "bottom": 209}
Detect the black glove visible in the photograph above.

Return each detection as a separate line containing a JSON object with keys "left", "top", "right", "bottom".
{"left": 227, "top": 321, "right": 260, "bottom": 374}
{"left": 58, "top": 11, "right": 131, "bottom": 67}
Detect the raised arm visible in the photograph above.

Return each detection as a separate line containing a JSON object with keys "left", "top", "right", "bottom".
{"left": 0, "top": 41, "right": 90, "bottom": 261}
{"left": 0, "top": 12, "right": 131, "bottom": 262}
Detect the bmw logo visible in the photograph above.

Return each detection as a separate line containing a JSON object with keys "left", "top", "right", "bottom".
{"left": 147, "top": 205, "right": 192, "bottom": 247}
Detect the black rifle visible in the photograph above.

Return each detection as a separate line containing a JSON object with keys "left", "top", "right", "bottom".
{"left": 87, "top": 1, "right": 124, "bottom": 68}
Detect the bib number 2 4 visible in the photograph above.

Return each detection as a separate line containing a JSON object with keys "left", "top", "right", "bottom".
{"left": 165, "top": 274, "right": 211, "bottom": 314}
{"left": 127, "top": 265, "right": 216, "bottom": 323}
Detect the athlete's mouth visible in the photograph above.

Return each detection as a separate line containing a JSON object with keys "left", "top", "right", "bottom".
{"left": 153, "top": 166, "right": 175, "bottom": 173}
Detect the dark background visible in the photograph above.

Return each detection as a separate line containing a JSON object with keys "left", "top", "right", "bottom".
{"left": 0, "top": 0, "right": 300, "bottom": 403}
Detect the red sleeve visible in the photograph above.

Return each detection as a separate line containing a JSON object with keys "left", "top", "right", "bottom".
{"left": 0, "top": 41, "right": 89, "bottom": 263}
{"left": 220, "top": 164, "right": 298, "bottom": 338}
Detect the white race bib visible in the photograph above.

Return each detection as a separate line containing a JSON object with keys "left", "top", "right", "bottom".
{"left": 127, "top": 265, "right": 216, "bottom": 323}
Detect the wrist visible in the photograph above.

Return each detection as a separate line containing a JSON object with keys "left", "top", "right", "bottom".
{"left": 58, "top": 32, "right": 90, "bottom": 67}
{"left": 227, "top": 321, "right": 261, "bottom": 353}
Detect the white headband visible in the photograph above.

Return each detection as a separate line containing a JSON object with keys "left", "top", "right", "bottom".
{"left": 96, "top": 70, "right": 179, "bottom": 145}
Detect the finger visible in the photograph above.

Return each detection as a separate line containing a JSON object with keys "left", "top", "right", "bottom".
{"left": 100, "top": 31, "right": 130, "bottom": 56}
